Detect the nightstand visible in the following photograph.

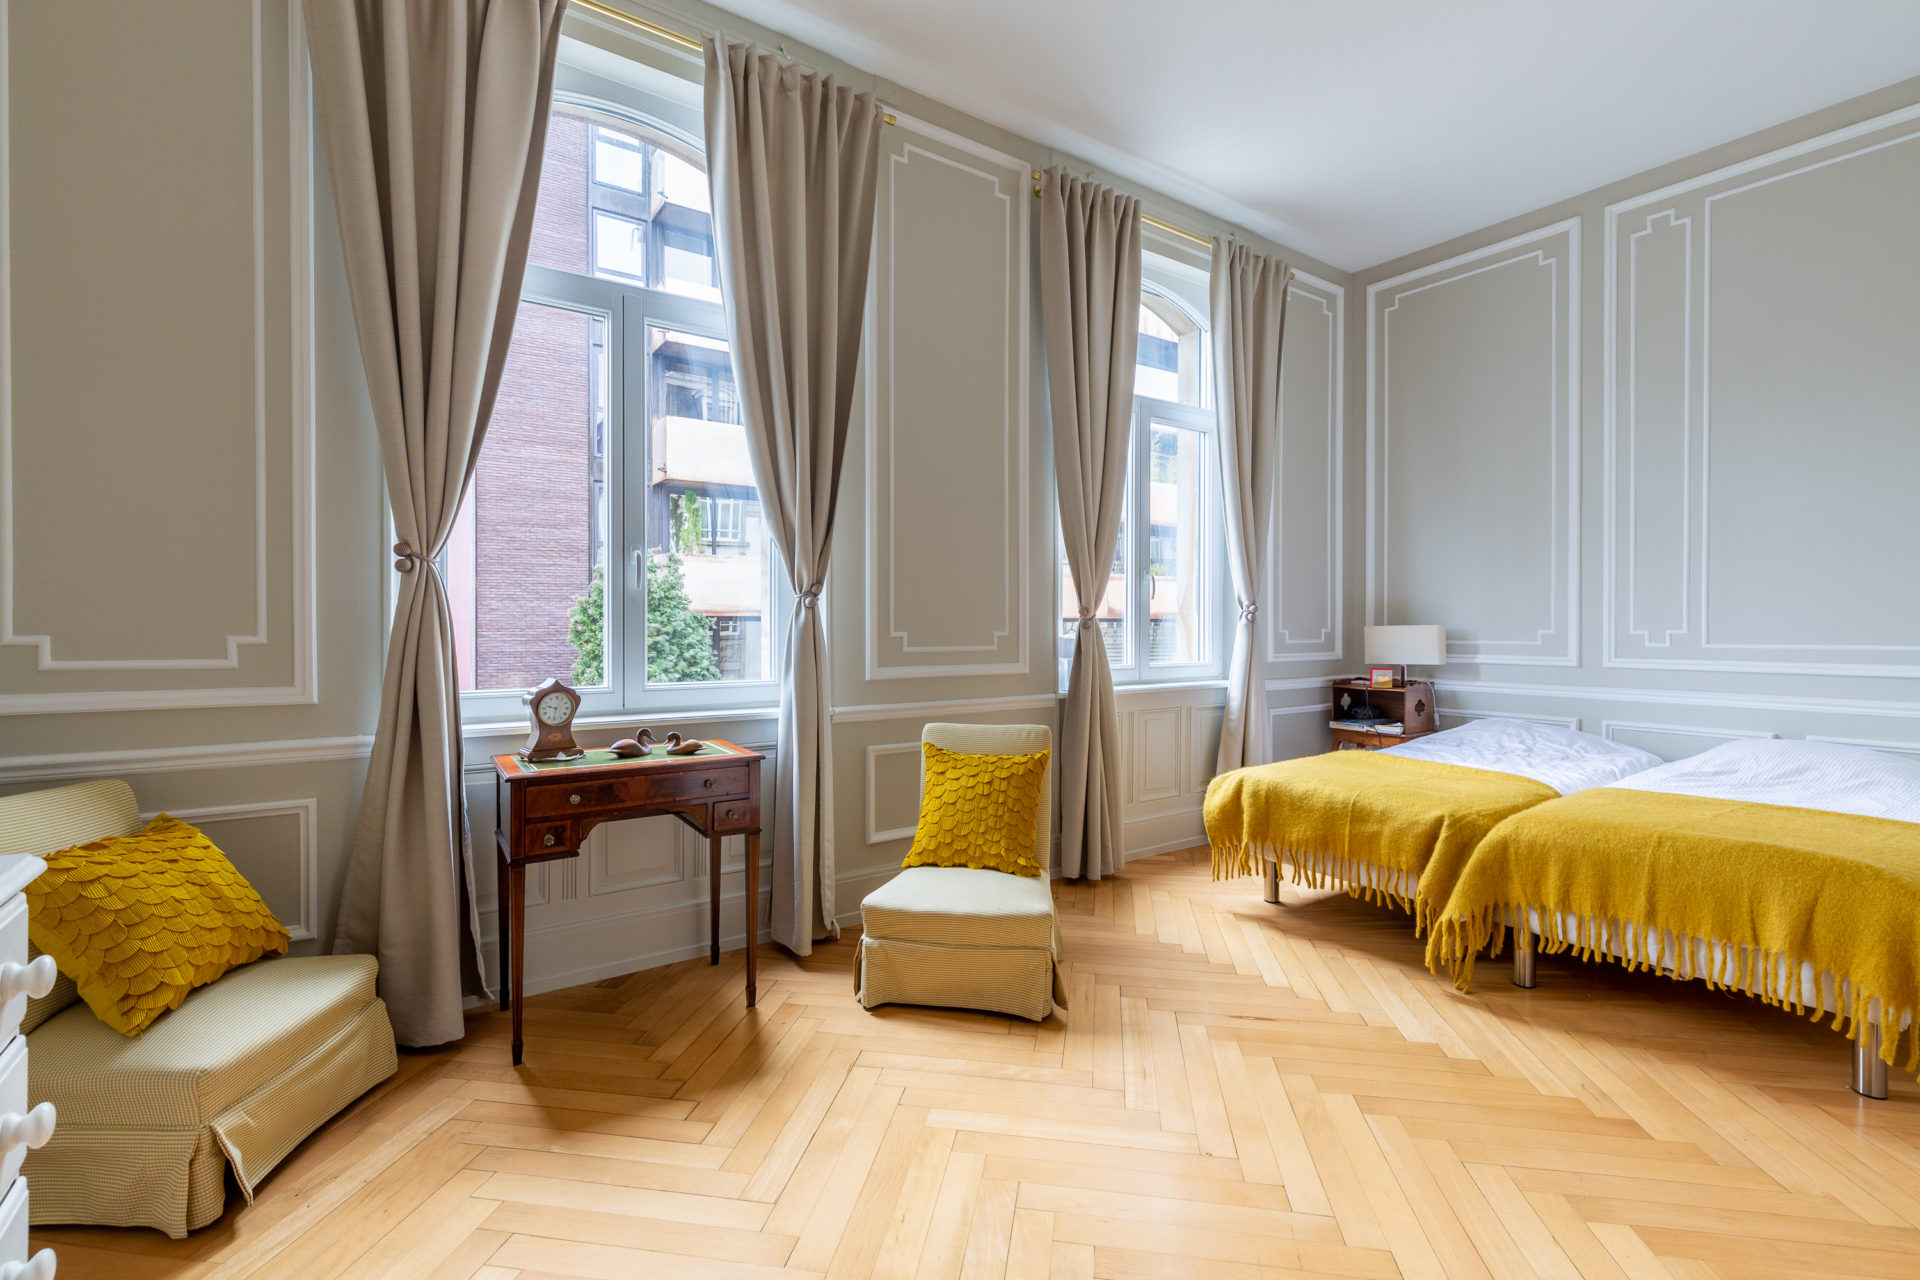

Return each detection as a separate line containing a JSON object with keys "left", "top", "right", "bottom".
{"left": 1328, "top": 678, "right": 1437, "bottom": 750}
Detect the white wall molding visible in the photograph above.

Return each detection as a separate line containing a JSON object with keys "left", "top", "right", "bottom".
{"left": 1599, "top": 720, "right": 1778, "bottom": 759}
{"left": 0, "top": 734, "right": 374, "bottom": 786}
{"left": 1603, "top": 104, "right": 1920, "bottom": 678}
{"left": 1436, "top": 677, "right": 1920, "bottom": 722}
{"left": 1439, "top": 707, "right": 1581, "bottom": 731}
{"left": 863, "top": 742, "right": 921, "bottom": 845}
{"left": 831, "top": 692, "right": 1056, "bottom": 725}
{"left": 1268, "top": 269, "right": 1345, "bottom": 663}
{"left": 864, "top": 123, "right": 1030, "bottom": 682}
{"left": 159, "top": 796, "right": 318, "bottom": 942}
{"left": 1366, "top": 217, "right": 1581, "bottom": 669}
{"left": 0, "top": 1, "right": 317, "bottom": 712}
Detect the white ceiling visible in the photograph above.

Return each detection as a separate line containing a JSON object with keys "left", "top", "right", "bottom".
{"left": 710, "top": 0, "right": 1920, "bottom": 271}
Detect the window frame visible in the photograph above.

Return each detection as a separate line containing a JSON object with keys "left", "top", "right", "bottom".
{"left": 1060, "top": 272, "right": 1226, "bottom": 690}
{"left": 455, "top": 93, "right": 785, "bottom": 725}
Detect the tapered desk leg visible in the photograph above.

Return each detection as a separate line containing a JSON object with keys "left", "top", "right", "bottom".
{"left": 744, "top": 830, "right": 759, "bottom": 1008}
{"left": 508, "top": 860, "right": 527, "bottom": 1066}
{"left": 709, "top": 834, "right": 723, "bottom": 965}
{"left": 497, "top": 841, "right": 512, "bottom": 1013}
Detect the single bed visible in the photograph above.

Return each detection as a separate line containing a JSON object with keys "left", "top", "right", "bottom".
{"left": 1425, "top": 738, "right": 1920, "bottom": 1098}
{"left": 1204, "top": 718, "right": 1660, "bottom": 918}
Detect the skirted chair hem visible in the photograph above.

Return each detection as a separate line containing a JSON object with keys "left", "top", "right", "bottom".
{"left": 855, "top": 934, "right": 1066, "bottom": 1022}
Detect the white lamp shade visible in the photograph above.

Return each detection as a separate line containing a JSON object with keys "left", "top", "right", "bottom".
{"left": 1364, "top": 624, "right": 1446, "bottom": 667}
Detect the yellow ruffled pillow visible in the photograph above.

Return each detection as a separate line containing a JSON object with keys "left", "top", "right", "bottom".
{"left": 28, "top": 813, "right": 289, "bottom": 1036}
{"left": 901, "top": 743, "right": 1049, "bottom": 877}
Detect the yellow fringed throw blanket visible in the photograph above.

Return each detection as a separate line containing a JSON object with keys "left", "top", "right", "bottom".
{"left": 1425, "top": 788, "right": 1920, "bottom": 1071}
{"left": 1204, "top": 752, "right": 1557, "bottom": 916}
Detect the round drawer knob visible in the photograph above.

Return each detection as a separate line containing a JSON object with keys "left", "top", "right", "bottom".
{"left": 0, "top": 1248, "right": 56, "bottom": 1280}
{"left": 0, "top": 954, "right": 58, "bottom": 1004}
{"left": 703, "top": 778, "right": 717, "bottom": 789}
{"left": 569, "top": 793, "right": 582, "bottom": 805}
{"left": 543, "top": 833, "right": 557, "bottom": 847}
{"left": 0, "top": 1102, "right": 56, "bottom": 1154}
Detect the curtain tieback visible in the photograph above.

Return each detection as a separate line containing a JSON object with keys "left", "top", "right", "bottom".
{"left": 392, "top": 542, "right": 428, "bottom": 573}
{"left": 800, "top": 585, "right": 823, "bottom": 608}
{"left": 1076, "top": 610, "right": 1098, "bottom": 630}
{"left": 1239, "top": 602, "right": 1258, "bottom": 622}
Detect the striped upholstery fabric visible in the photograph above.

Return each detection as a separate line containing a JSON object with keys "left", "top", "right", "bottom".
{"left": 0, "top": 781, "right": 142, "bottom": 1032}
{"left": 2, "top": 777, "right": 399, "bottom": 1236}
{"left": 857, "top": 723, "right": 1066, "bottom": 1020}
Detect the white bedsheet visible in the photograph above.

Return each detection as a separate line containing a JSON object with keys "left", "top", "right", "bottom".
{"left": 1606, "top": 737, "right": 1920, "bottom": 825}
{"left": 1379, "top": 717, "right": 1661, "bottom": 796}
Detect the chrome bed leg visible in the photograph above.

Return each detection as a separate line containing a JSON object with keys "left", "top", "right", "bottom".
{"left": 1853, "top": 1025, "right": 1889, "bottom": 1100}
{"left": 1262, "top": 859, "right": 1281, "bottom": 905}
{"left": 1512, "top": 927, "right": 1537, "bottom": 989}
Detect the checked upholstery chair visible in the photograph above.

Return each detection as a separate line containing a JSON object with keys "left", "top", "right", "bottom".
{"left": 855, "top": 723, "right": 1068, "bottom": 1021}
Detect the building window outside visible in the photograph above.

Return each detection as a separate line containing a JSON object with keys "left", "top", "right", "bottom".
{"left": 447, "top": 98, "right": 773, "bottom": 715}
{"left": 1060, "top": 276, "right": 1218, "bottom": 688}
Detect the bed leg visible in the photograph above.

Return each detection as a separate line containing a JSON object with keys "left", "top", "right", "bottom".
{"left": 1512, "top": 928, "right": 1537, "bottom": 989}
{"left": 1262, "top": 859, "right": 1281, "bottom": 905}
{"left": 1852, "top": 1025, "right": 1889, "bottom": 1100}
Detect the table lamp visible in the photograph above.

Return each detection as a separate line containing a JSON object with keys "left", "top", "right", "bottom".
{"left": 1364, "top": 624, "right": 1446, "bottom": 686}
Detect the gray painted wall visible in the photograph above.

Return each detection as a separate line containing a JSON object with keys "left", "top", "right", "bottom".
{"left": 1353, "top": 74, "right": 1920, "bottom": 762}
{"left": 0, "top": 0, "right": 1351, "bottom": 999}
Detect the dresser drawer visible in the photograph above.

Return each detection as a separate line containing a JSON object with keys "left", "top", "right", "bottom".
{"left": 525, "top": 765, "right": 750, "bottom": 818}
{"left": 0, "top": 1037, "right": 30, "bottom": 1188}
{"left": 0, "top": 1176, "right": 25, "bottom": 1268}
{"left": 0, "top": 900, "right": 25, "bottom": 1047}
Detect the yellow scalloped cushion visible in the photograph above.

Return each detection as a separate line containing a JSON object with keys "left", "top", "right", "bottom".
{"left": 901, "top": 743, "right": 1049, "bottom": 877}
{"left": 27, "top": 813, "right": 289, "bottom": 1036}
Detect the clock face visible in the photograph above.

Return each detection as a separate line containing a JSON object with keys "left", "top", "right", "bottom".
{"left": 536, "top": 691, "right": 574, "bottom": 726}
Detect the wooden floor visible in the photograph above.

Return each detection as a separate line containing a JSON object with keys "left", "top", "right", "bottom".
{"left": 38, "top": 846, "right": 1920, "bottom": 1280}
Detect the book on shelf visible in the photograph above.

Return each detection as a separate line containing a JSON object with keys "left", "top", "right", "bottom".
{"left": 1330, "top": 719, "right": 1402, "bottom": 734}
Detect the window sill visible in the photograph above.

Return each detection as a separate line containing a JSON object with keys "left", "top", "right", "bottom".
{"left": 1058, "top": 678, "right": 1229, "bottom": 698}
{"left": 461, "top": 704, "right": 782, "bottom": 740}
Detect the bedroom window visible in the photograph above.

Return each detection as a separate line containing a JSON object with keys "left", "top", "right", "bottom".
{"left": 1060, "top": 267, "right": 1223, "bottom": 688}
{"left": 447, "top": 80, "right": 777, "bottom": 721}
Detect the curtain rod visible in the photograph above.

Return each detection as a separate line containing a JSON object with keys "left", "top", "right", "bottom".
{"left": 570, "top": 0, "right": 898, "bottom": 124}
{"left": 1027, "top": 170, "right": 1210, "bottom": 251}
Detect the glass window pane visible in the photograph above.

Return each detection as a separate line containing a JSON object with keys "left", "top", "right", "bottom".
{"left": 449, "top": 301, "right": 611, "bottom": 692}
{"left": 528, "top": 106, "right": 719, "bottom": 298}
{"left": 646, "top": 326, "right": 770, "bottom": 684}
{"left": 1060, "top": 468, "right": 1129, "bottom": 684}
{"left": 591, "top": 127, "right": 645, "bottom": 192}
{"left": 1137, "top": 294, "right": 1204, "bottom": 407}
{"left": 592, "top": 211, "right": 647, "bottom": 283}
{"left": 1146, "top": 422, "right": 1205, "bottom": 666}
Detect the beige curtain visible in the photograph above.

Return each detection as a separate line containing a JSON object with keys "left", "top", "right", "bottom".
{"left": 1212, "top": 240, "right": 1292, "bottom": 775}
{"left": 704, "top": 38, "right": 883, "bottom": 954}
{"left": 1040, "top": 169, "right": 1140, "bottom": 881}
{"left": 307, "top": 0, "right": 566, "bottom": 1045}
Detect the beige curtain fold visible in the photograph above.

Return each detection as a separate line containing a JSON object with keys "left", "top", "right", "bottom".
{"left": 1039, "top": 168, "right": 1140, "bottom": 881}
{"left": 306, "top": 0, "right": 566, "bottom": 1045}
{"left": 1212, "top": 240, "right": 1292, "bottom": 775}
{"left": 704, "top": 37, "right": 883, "bottom": 954}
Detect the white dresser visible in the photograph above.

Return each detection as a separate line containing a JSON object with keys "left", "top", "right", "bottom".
{"left": 0, "top": 857, "right": 56, "bottom": 1280}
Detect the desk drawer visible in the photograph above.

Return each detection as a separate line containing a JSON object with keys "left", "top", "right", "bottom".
{"left": 0, "top": 1176, "right": 25, "bottom": 1268}
{"left": 526, "top": 765, "right": 750, "bottom": 818}
{"left": 0, "top": 1036, "right": 33, "bottom": 1188}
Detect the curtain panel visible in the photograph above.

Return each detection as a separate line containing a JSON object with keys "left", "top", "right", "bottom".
{"left": 704, "top": 37, "right": 883, "bottom": 953}
{"left": 306, "top": 0, "right": 566, "bottom": 1046}
{"left": 1039, "top": 168, "right": 1140, "bottom": 881}
{"left": 1211, "top": 239, "right": 1292, "bottom": 775}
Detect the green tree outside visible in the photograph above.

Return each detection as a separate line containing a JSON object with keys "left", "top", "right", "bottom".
{"left": 565, "top": 555, "right": 722, "bottom": 687}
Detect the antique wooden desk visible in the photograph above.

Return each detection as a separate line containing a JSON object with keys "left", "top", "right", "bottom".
{"left": 492, "top": 739, "right": 763, "bottom": 1065}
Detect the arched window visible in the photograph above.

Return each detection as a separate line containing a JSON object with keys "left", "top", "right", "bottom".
{"left": 448, "top": 82, "right": 777, "bottom": 717}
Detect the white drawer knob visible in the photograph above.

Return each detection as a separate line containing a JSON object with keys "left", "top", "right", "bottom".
{"left": 0, "top": 1247, "right": 55, "bottom": 1280}
{"left": 0, "top": 956, "right": 57, "bottom": 1004}
{"left": 0, "top": 1102, "right": 55, "bottom": 1153}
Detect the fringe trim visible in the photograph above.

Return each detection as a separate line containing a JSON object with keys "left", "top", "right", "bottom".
{"left": 1425, "top": 903, "right": 1920, "bottom": 1075}
{"left": 1209, "top": 842, "right": 1417, "bottom": 916}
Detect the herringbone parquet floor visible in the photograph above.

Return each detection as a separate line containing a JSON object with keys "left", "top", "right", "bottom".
{"left": 38, "top": 846, "right": 1920, "bottom": 1279}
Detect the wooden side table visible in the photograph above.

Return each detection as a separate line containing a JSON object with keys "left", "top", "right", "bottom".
{"left": 492, "top": 739, "right": 764, "bottom": 1065}
{"left": 1328, "top": 679, "right": 1437, "bottom": 751}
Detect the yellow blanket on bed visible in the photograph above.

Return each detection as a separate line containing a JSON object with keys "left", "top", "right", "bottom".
{"left": 1204, "top": 752, "right": 1557, "bottom": 915}
{"left": 1425, "top": 787, "right": 1920, "bottom": 1070}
